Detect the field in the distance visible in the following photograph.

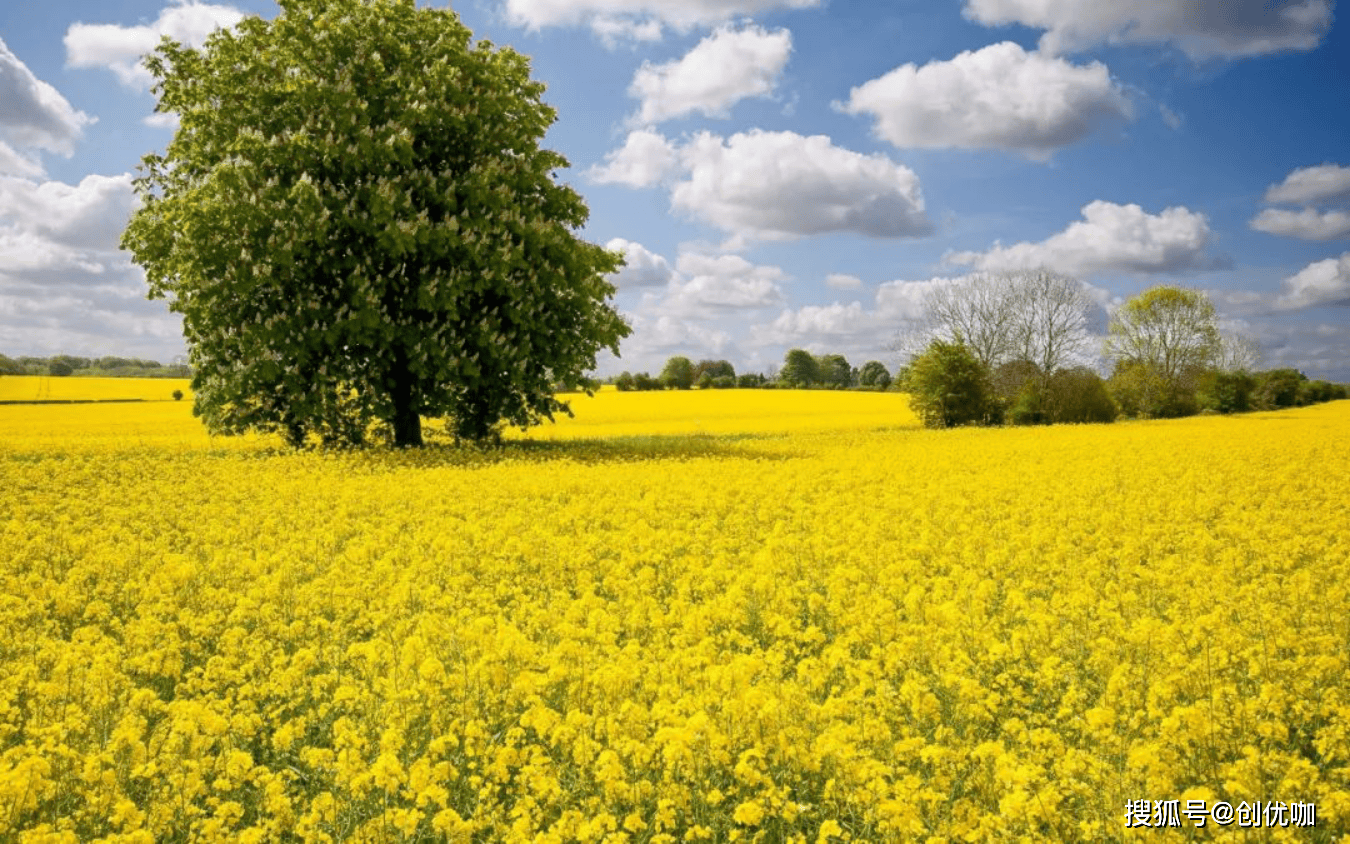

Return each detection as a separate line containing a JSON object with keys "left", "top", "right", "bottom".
{"left": 0, "top": 375, "right": 192, "bottom": 403}
{"left": 2, "top": 385, "right": 1348, "bottom": 841}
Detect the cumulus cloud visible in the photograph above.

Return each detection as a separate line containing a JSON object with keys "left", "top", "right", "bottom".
{"left": 1250, "top": 208, "right": 1350, "bottom": 241}
{"left": 634, "top": 313, "right": 734, "bottom": 353}
{"left": 825, "top": 273, "right": 863, "bottom": 290}
{"left": 962, "top": 0, "right": 1333, "bottom": 59}
{"left": 1262, "top": 164, "right": 1350, "bottom": 205}
{"left": 750, "top": 276, "right": 968, "bottom": 351}
{"left": 590, "top": 16, "right": 664, "bottom": 47}
{"left": 0, "top": 173, "right": 137, "bottom": 252}
{"left": 502, "top": 0, "right": 821, "bottom": 42}
{"left": 605, "top": 238, "right": 676, "bottom": 288}
{"left": 0, "top": 142, "right": 45, "bottom": 179}
{"left": 64, "top": 1, "right": 245, "bottom": 88}
{"left": 0, "top": 171, "right": 179, "bottom": 357}
{"left": 1274, "top": 253, "right": 1350, "bottom": 310}
{"left": 672, "top": 129, "right": 930, "bottom": 241}
{"left": 663, "top": 251, "right": 787, "bottom": 314}
{"left": 0, "top": 272, "right": 184, "bottom": 358}
{"left": 587, "top": 129, "right": 680, "bottom": 187}
{"left": 628, "top": 23, "right": 791, "bottom": 125}
{"left": 946, "top": 200, "right": 1212, "bottom": 277}
{"left": 0, "top": 38, "right": 94, "bottom": 173}
{"left": 837, "top": 41, "right": 1132, "bottom": 160}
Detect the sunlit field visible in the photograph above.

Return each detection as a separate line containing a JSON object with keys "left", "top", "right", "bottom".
{"left": 0, "top": 375, "right": 192, "bottom": 403}
{"left": 2, "top": 387, "right": 1348, "bottom": 841}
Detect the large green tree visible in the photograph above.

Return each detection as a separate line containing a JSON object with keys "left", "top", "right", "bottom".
{"left": 780, "top": 349, "right": 819, "bottom": 386}
{"left": 857, "top": 360, "right": 891, "bottom": 389}
{"left": 122, "top": 0, "right": 628, "bottom": 447}
{"left": 906, "top": 339, "right": 993, "bottom": 429}
{"left": 815, "top": 353, "right": 852, "bottom": 388}
{"left": 659, "top": 356, "right": 695, "bottom": 390}
{"left": 1105, "top": 286, "right": 1219, "bottom": 417}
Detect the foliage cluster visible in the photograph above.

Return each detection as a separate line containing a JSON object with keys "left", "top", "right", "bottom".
{"left": 3, "top": 396, "right": 1349, "bottom": 840}
{"left": 121, "top": 0, "right": 627, "bottom": 448}
{"left": 0, "top": 354, "right": 191, "bottom": 379}
{"left": 778, "top": 350, "right": 893, "bottom": 390}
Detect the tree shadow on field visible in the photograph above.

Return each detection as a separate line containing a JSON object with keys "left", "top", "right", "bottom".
{"left": 357, "top": 431, "right": 800, "bottom": 471}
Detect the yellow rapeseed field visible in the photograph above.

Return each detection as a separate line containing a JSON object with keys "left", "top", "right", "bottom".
{"left": 1, "top": 386, "right": 1347, "bottom": 842}
{"left": 0, "top": 376, "right": 192, "bottom": 403}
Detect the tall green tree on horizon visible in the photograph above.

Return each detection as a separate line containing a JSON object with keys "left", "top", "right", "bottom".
{"left": 122, "top": 0, "right": 628, "bottom": 447}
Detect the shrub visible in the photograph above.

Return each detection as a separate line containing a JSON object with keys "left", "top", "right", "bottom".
{"left": 697, "top": 371, "right": 714, "bottom": 390}
{"left": 736, "top": 373, "right": 764, "bottom": 389}
{"left": 49, "top": 361, "right": 74, "bottom": 377}
{"left": 1254, "top": 368, "right": 1306, "bottom": 410}
{"left": 1108, "top": 360, "right": 1196, "bottom": 419}
{"left": 1298, "top": 380, "right": 1335, "bottom": 405}
{"left": 1197, "top": 370, "right": 1256, "bottom": 414}
{"left": 857, "top": 360, "right": 892, "bottom": 389}
{"left": 1043, "top": 368, "right": 1117, "bottom": 424}
{"left": 172, "top": 389, "right": 185, "bottom": 401}
{"left": 614, "top": 372, "right": 635, "bottom": 392}
{"left": 992, "top": 360, "right": 1045, "bottom": 425}
{"left": 711, "top": 375, "right": 735, "bottom": 389}
{"left": 633, "top": 372, "right": 662, "bottom": 391}
{"left": 906, "top": 339, "right": 994, "bottom": 429}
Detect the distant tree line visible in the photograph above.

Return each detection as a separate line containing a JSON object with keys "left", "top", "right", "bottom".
{"left": 0, "top": 354, "right": 192, "bottom": 379}
{"left": 611, "top": 352, "right": 898, "bottom": 393}
{"left": 897, "top": 271, "right": 1347, "bottom": 429}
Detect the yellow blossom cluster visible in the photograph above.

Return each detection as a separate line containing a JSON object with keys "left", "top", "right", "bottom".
{"left": 1, "top": 387, "right": 1348, "bottom": 841}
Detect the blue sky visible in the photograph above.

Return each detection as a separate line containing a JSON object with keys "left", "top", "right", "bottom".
{"left": 2, "top": 0, "right": 1348, "bottom": 380}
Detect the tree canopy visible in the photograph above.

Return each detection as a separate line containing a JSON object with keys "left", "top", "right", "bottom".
{"left": 906, "top": 339, "right": 993, "bottom": 428}
{"left": 122, "top": 0, "right": 628, "bottom": 447}
{"left": 780, "top": 349, "right": 819, "bottom": 386}
{"left": 1105, "top": 286, "right": 1218, "bottom": 417}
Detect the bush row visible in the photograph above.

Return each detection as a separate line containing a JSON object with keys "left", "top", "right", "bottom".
{"left": 904, "top": 340, "right": 1347, "bottom": 429}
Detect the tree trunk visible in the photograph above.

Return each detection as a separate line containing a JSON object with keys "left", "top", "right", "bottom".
{"left": 390, "top": 346, "right": 423, "bottom": 447}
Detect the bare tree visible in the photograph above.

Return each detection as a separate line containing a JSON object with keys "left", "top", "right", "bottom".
{"left": 897, "top": 268, "right": 1095, "bottom": 378}
{"left": 923, "top": 271, "right": 1018, "bottom": 368}
{"left": 1005, "top": 268, "right": 1096, "bottom": 380}
{"left": 1214, "top": 332, "right": 1262, "bottom": 372}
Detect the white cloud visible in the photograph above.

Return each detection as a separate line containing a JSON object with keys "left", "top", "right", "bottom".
{"left": 672, "top": 129, "right": 930, "bottom": 241}
{"left": 628, "top": 23, "right": 791, "bottom": 124}
{"left": 1275, "top": 253, "right": 1350, "bottom": 310}
{"left": 605, "top": 238, "right": 676, "bottom": 288}
{"left": 587, "top": 129, "right": 680, "bottom": 187}
{"left": 875, "top": 277, "right": 962, "bottom": 322}
{"left": 962, "top": 0, "right": 1333, "bottom": 59}
{"left": 837, "top": 41, "right": 1132, "bottom": 160}
{"left": 143, "top": 111, "right": 180, "bottom": 130}
{"left": 0, "top": 170, "right": 183, "bottom": 357}
{"left": 825, "top": 273, "right": 863, "bottom": 290}
{"left": 0, "top": 38, "right": 94, "bottom": 169}
{"left": 502, "top": 0, "right": 821, "bottom": 42}
{"left": 0, "top": 141, "right": 45, "bottom": 179}
{"left": 590, "top": 16, "right": 664, "bottom": 47}
{"left": 749, "top": 276, "right": 967, "bottom": 352}
{"left": 65, "top": 1, "right": 246, "bottom": 88}
{"left": 1159, "top": 104, "right": 1183, "bottom": 130}
{"left": 614, "top": 314, "right": 735, "bottom": 365}
{"left": 0, "top": 173, "right": 137, "bottom": 253}
{"left": 664, "top": 251, "right": 786, "bottom": 314}
{"left": 1250, "top": 208, "right": 1350, "bottom": 241}
{"left": 946, "top": 200, "right": 1212, "bottom": 277}
{"left": 1263, "top": 164, "right": 1350, "bottom": 205}
{"left": 753, "top": 301, "right": 873, "bottom": 346}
